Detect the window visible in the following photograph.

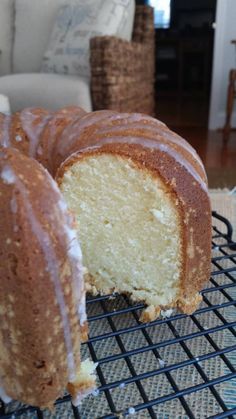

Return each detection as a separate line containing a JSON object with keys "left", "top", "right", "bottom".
{"left": 148, "top": 0, "right": 171, "bottom": 29}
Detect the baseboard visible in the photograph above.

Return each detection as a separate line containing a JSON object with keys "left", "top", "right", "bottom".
{"left": 208, "top": 111, "right": 236, "bottom": 130}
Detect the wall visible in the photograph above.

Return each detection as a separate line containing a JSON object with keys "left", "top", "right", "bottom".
{"left": 208, "top": 0, "right": 236, "bottom": 129}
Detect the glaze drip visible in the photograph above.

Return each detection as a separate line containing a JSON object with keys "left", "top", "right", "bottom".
{"left": 57, "top": 110, "right": 116, "bottom": 156}
{"left": 0, "top": 383, "right": 12, "bottom": 404}
{"left": 96, "top": 121, "right": 206, "bottom": 177}
{"left": 46, "top": 174, "right": 86, "bottom": 328}
{"left": 20, "top": 109, "right": 52, "bottom": 158}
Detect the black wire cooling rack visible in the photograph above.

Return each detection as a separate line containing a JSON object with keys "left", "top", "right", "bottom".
{"left": 0, "top": 211, "right": 236, "bottom": 419}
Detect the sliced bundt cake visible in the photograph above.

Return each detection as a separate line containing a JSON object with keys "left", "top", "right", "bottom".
{"left": 0, "top": 107, "right": 212, "bottom": 324}
{"left": 0, "top": 147, "right": 96, "bottom": 408}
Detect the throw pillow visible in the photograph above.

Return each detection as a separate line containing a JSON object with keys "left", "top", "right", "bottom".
{"left": 41, "top": 0, "right": 135, "bottom": 79}
{"left": 13, "top": 0, "right": 68, "bottom": 74}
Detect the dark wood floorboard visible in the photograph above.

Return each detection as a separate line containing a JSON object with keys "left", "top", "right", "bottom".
{"left": 155, "top": 97, "right": 236, "bottom": 188}
{"left": 174, "top": 127, "right": 236, "bottom": 189}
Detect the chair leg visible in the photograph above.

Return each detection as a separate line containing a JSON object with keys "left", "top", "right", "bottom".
{"left": 223, "top": 70, "right": 236, "bottom": 143}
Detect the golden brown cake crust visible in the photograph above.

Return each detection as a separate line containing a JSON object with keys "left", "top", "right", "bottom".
{"left": 0, "top": 147, "right": 85, "bottom": 408}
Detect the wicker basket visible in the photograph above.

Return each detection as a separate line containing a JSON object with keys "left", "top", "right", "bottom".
{"left": 90, "top": 6, "right": 155, "bottom": 115}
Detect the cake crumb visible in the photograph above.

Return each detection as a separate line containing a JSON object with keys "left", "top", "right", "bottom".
{"left": 160, "top": 309, "right": 173, "bottom": 318}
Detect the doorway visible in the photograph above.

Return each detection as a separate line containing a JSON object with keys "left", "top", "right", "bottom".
{"left": 147, "top": 0, "right": 217, "bottom": 128}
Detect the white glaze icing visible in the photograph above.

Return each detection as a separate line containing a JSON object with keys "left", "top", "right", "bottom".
{"left": 120, "top": 112, "right": 166, "bottom": 127}
{"left": 96, "top": 121, "right": 206, "bottom": 178}
{"left": 0, "top": 382, "right": 12, "bottom": 404}
{"left": 20, "top": 109, "right": 51, "bottom": 158}
{"left": 64, "top": 224, "right": 83, "bottom": 261}
{"left": 10, "top": 196, "right": 18, "bottom": 214}
{"left": 57, "top": 110, "right": 116, "bottom": 156}
{"left": 42, "top": 171, "right": 86, "bottom": 327}
{"left": 44, "top": 109, "right": 86, "bottom": 171}
{"left": 56, "top": 111, "right": 206, "bottom": 185}
{"left": 10, "top": 194, "right": 18, "bottom": 233}
{"left": 114, "top": 122, "right": 200, "bottom": 158}
{"left": 61, "top": 214, "right": 86, "bottom": 327}
{"left": 78, "top": 290, "right": 87, "bottom": 326}
{"left": 1, "top": 166, "right": 16, "bottom": 184}
{"left": 37, "top": 146, "right": 43, "bottom": 155}
{"left": 15, "top": 135, "right": 22, "bottom": 142}
{"left": 57, "top": 198, "right": 68, "bottom": 213}
{"left": 0, "top": 388, "right": 12, "bottom": 404}
{"left": 63, "top": 220, "right": 86, "bottom": 327}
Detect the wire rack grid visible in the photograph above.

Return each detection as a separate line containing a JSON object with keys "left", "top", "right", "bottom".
{"left": 0, "top": 211, "right": 236, "bottom": 419}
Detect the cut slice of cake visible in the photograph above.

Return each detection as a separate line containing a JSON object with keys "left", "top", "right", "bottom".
{"left": 56, "top": 121, "right": 211, "bottom": 322}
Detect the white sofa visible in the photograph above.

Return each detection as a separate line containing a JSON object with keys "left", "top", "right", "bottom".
{"left": 0, "top": 0, "right": 92, "bottom": 112}
{"left": 0, "top": 0, "right": 135, "bottom": 113}
{"left": 0, "top": 73, "right": 92, "bottom": 113}
{"left": 0, "top": 0, "right": 93, "bottom": 112}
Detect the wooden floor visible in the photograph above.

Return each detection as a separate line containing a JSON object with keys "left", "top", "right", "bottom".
{"left": 174, "top": 127, "right": 236, "bottom": 188}
{"left": 155, "top": 96, "right": 236, "bottom": 189}
{"left": 156, "top": 95, "right": 209, "bottom": 128}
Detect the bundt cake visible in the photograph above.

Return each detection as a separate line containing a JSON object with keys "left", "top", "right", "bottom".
{"left": 0, "top": 106, "right": 211, "bottom": 326}
{"left": 0, "top": 147, "right": 96, "bottom": 408}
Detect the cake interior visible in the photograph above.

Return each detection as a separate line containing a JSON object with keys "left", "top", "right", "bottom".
{"left": 60, "top": 154, "right": 182, "bottom": 308}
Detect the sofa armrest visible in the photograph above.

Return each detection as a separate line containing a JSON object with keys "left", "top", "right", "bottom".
{"left": 90, "top": 36, "right": 155, "bottom": 115}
